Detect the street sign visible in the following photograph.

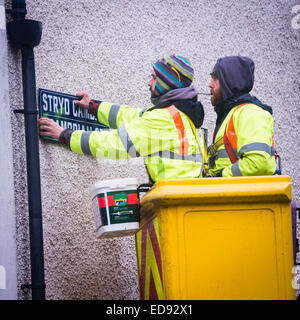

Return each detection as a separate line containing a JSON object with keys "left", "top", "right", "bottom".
{"left": 38, "top": 88, "right": 108, "bottom": 142}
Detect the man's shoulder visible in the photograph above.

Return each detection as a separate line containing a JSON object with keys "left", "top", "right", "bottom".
{"left": 235, "top": 102, "right": 270, "bottom": 116}
{"left": 233, "top": 103, "right": 273, "bottom": 127}
{"left": 142, "top": 106, "right": 172, "bottom": 116}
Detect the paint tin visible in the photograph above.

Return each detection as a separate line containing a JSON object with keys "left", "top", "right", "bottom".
{"left": 90, "top": 178, "right": 139, "bottom": 238}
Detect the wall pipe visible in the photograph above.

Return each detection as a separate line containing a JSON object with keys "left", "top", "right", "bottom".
{"left": 6, "top": 0, "right": 45, "bottom": 300}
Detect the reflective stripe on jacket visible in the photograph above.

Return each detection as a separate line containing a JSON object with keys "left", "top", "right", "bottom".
{"left": 209, "top": 103, "right": 276, "bottom": 177}
{"left": 70, "top": 101, "right": 205, "bottom": 182}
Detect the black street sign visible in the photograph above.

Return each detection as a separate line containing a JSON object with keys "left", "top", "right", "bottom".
{"left": 38, "top": 88, "right": 108, "bottom": 142}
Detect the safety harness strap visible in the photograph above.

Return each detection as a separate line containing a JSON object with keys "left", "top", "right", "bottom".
{"left": 208, "top": 137, "right": 224, "bottom": 156}
{"left": 186, "top": 117, "right": 207, "bottom": 177}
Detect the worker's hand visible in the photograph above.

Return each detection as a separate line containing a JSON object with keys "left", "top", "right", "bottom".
{"left": 74, "top": 92, "right": 90, "bottom": 109}
{"left": 39, "top": 118, "right": 64, "bottom": 140}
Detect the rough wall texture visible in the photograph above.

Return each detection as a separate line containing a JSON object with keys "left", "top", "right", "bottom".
{"left": 5, "top": 0, "right": 300, "bottom": 299}
{"left": 0, "top": 0, "right": 18, "bottom": 299}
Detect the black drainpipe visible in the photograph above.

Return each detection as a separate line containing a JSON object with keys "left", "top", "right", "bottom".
{"left": 6, "top": 0, "right": 45, "bottom": 300}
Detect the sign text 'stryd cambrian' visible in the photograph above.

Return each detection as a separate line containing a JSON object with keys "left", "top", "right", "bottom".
{"left": 38, "top": 88, "right": 108, "bottom": 142}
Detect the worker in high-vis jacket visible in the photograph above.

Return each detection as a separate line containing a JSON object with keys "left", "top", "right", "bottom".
{"left": 39, "top": 54, "right": 206, "bottom": 182}
{"left": 208, "top": 56, "right": 276, "bottom": 177}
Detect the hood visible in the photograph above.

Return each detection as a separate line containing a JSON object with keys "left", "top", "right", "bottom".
{"left": 214, "top": 56, "right": 255, "bottom": 101}
{"left": 149, "top": 86, "right": 204, "bottom": 128}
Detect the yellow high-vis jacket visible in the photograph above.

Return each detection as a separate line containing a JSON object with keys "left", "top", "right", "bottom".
{"left": 69, "top": 101, "right": 206, "bottom": 182}
{"left": 208, "top": 103, "right": 276, "bottom": 177}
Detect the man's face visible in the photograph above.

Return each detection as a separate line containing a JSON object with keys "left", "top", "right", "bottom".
{"left": 208, "top": 75, "right": 223, "bottom": 106}
{"left": 148, "top": 71, "right": 157, "bottom": 97}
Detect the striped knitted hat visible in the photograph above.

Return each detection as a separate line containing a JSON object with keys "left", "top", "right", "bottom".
{"left": 152, "top": 54, "right": 194, "bottom": 97}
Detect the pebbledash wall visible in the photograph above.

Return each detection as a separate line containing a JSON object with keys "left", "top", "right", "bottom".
{"left": 3, "top": 0, "right": 300, "bottom": 299}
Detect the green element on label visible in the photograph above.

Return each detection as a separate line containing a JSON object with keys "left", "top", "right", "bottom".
{"left": 114, "top": 192, "right": 128, "bottom": 207}
{"left": 54, "top": 107, "right": 66, "bottom": 120}
{"left": 97, "top": 190, "right": 139, "bottom": 226}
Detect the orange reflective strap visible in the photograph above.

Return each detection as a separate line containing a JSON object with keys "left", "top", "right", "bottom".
{"left": 223, "top": 126, "right": 238, "bottom": 163}
{"left": 166, "top": 105, "right": 189, "bottom": 155}
{"left": 226, "top": 103, "right": 248, "bottom": 149}
{"left": 226, "top": 103, "right": 275, "bottom": 149}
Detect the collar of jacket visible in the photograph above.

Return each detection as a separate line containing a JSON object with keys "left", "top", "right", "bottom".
{"left": 151, "top": 85, "right": 198, "bottom": 107}
{"left": 148, "top": 88, "right": 204, "bottom": 128}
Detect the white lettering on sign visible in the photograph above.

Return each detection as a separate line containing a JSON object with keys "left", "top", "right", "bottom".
{"left": 72, "top": 101, "right": 96, "bottom": 120}
{"left": 72, "top": 101, "right": 78, "bottom": 117}
{"left": 55, "top": 119, "right": 100, "bottom": 131}
{"left": 41, "top": 94, "right": 96, "bottom": 120}
{"left": 0, "top": 265, "right": 6, "bottom": 290}
{"left": 41, "top": 93, "right": 70, "bottom": 115}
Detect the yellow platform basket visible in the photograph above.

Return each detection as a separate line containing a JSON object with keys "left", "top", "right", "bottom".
{"left": 137, "top": 176, "right": 296, "bottom": 300}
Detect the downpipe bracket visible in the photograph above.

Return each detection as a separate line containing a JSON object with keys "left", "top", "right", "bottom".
{"left": 21, "top": 283, "right": 46, "bottom": 294}
{"left": 14, "top": 109, "right": 39, "bottom": 115}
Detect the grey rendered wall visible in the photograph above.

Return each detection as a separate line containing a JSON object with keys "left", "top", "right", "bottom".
{"left": 0, "top": 0, "right": 17, "bottom": 300}
{"left": 5, "top": 0, "right": 300, "bottom": 299}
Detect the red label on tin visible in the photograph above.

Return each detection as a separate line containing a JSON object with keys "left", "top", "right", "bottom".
{"left": 127, "top": 193, "right": 138, "bottom": 205}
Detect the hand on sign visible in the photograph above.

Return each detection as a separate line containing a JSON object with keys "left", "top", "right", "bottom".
{"left": 74, "top": 92, "right": 90, "bottom": 109}
{"left": 39, "top": 118, "right": 64, "bottom": 140}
